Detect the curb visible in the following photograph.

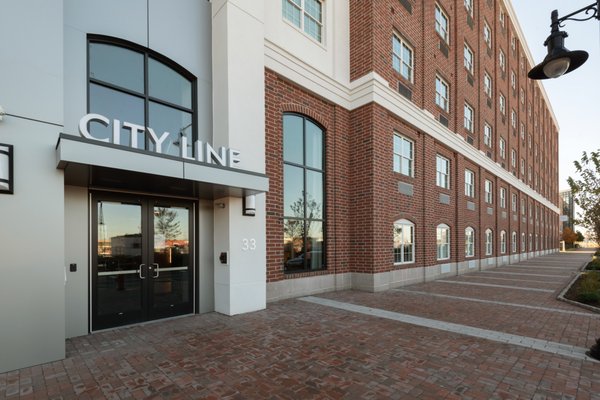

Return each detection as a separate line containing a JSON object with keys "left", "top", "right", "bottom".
{"left": 556, "top": 261, "right": 600, "bottom": 314}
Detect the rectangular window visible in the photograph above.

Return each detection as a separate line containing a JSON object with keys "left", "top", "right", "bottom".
{"left": 483, "top": 123, "right": 492, "bottom": 147}
{"left": 501, "top": 231, "right": 507, "bottom": 254}
{"left": 485, "top": 180, "right": 493, "bottom": 204}
{"left": 511, "top": 149, "right": 516, "bottom": 168}
{"left": 499, "top": 94, "right": 506, "bottom": 115}
{"left": 435, "top": 75, "right": 449, "bottom": 111}
{"left": 512, "top": 193, "right": 517, "bottom": 211}
{"left": 393, "top": 35, "right": 413, "bottom": 82}
{"left": 464, "top": 43, "right": 474, "bottom": 73}
{"left": 435, "top": 4, "right": 449, "bottom": 43}
{"left": 499, "top": 49, "right": 505, "bottom": 71}
{"left": 483, "top": 72, "right": 492, "bottom": 98}
{"left": 499, "top": 9, "right": 505, "bottom": 28}
{"left": 394, "top": 220, "right": 415, "bottom": 264}
{"left": 465, "top": 169, "right": 475, "bottom": 197}
{"left": 511, "top": 70, "right": 516, "bottom": 90}
{"left": 436, "top": 155, "right": 450, "bottom": 189}
{"left": 485, "top": 229, "right": 493, "bottom": 255}
{"left": 520, "top": 158, "right": 525, "bottom": 175}
{"left": 393, "top": 134, "right": 414, "bottom": 177}
{"left": 465, "top": 228, "right": 474, "bottom": 257}
{"left": 437, "top": 225, "right": 450, "bottom": 260}
{"left": 500, "top": 187, "right": 506, "bottom": 208}
{"left": 282, "top": 0, "right": 323, "bottom": 42}
{"left": 464, "top": 0, "right": 473, "bottom": 16}
{"left": 499, "top": 138, "right": 506, "bottom": 159}
{"left": 464, "top": 103, "right": 474, "bottom": 132}
{"left": 521, "top": 198, "right": 526, "bottom": 215}
{"left": 511, "top": 109, "right": 517, "bottom": 128}
{"left": 483, "top": 22, "right": 491, "bottom": 48}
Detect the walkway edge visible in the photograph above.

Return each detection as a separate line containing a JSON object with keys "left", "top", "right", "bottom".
{"left": 556, "top": 260, "right": 600, "bottom": 314}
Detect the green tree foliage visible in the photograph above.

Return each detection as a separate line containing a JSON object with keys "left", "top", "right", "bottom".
{"left": 154, "top": 207, "right": 182, "bottom": 240}
{"left": 576, "top": 230, "right": 585, "bottom": 242}
{"left": 568, "top": 150, "right": 600, "bottom": 243}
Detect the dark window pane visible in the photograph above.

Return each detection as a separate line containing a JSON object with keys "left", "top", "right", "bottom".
{"left": 283, "top": 219, "right": 304, "bottom": 272}
{"left": 305, "top": 120, "right": 323, "bottom": 169}
{"left": 89, "top": 83, "right": 145, "bottom": 148}
{"left": 284, "top": 165, "right": 304, "bottom": 218}
{"left": 89, "top": 43, "right": 144, "bottom": 93}
{"left": 148, "top": 101, "right": 193, "bottom": 156}
{"left": 148, "top": 58, "right": 192, "bottom": 109}
{"left": 283, "top": 115, "right": 303, "bottom": 164}
{"left": 306, "top": 170, "right": 323, "bottom": 219}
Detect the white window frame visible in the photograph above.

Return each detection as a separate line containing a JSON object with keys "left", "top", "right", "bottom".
{"left": 394, "top": 219, "right": 415, "bottom": 264}
{"left": 500, "top": 230, "right": 507, "bottom": 254}
{"left": 499, "top": 94, "right": 506, "bottom": 115}
{"left": 483, "top": 21, "right": 492, "bottom": 48}
{"left": 465, "top": 169, "right": 475, "bottom": 197}
{"left": 500, "top": 187, "right": 506, "bottom": 208}
{"left": 511, "top": 149, "right": 516, "bottom": 168}
{"left": 282, "top": 0, "right": 324, "bottom": 43}
{"left": 499, "top": 9, "right": 505, "bottom": 28}
{"left": 499, "top": 138, "right": 506, "bottom": 159}
{"left": 521, "top": 232, "right": 526, "bottom": 252}
{"left": 511, "top": 193, "right": 517, "bottom": 211}
{"left": 511, "top": 70, "right": 516, "bottom": 90}
{"left": 393, "top": 134, "right": 414, "bottom": 177}
{"left": 483, "top": 72, "right": 492, "bottom": 98}
{"left": 511, "top": 231, "right": 517, "bottom": 253}
{"left": 511, "top": 109, "right": 517, "bottom": 128}
{"left": 485, "top": 229, "right": 493, "bottom": 256}
{"left": 464, "top": 103, "right": 474, "bottom": 132}
{"left": 436, "top": 155, "right": 450, "bottom": 189}
{"left": 393, "top": 34, "right": 414, "bottom": 82}
{"left": 435, "top": 75, "right": 450, "bottom": 112}
{"left": 529, "top": 233, "right": 533, "bottom": 251}
{"left": 464, "top": 43, "right": 474, "bottom": 73}
{"left": 435, "top": 4, "right": 450, "bottom": 44}
{"left": 499, "top": 49, "right": 505, "bottom": 71}
{"left": 484, "top": 179, "right": 493, "bottom": 204}
{"left": 465, "top": 227, "right": 475, "bottom": 258}
{"left": 483, "top": 123, "right": 492, "bottom": 147}
{"left": 464, "top": 0, "right": 473, "bottom": 16}
{"left": 437, "top": 224, "right": 450, "bottom": 260}
{"left": 521, "top": 198, "right": 526, "bottom": 216}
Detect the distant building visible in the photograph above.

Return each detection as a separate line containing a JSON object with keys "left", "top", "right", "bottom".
{"left": 559, "top": 190, "right": 574, "bottom": 232}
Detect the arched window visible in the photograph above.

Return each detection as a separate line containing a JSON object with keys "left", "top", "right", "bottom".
{"left": 511, "top": 231, "right": 517, "bottom": 253}
{"left": 394, "top": 220, "right": 415, "bottom": 264}
{"left": 521, "top": 232, "right": 526, "bottom": 252}
{"left": 465, "top": 227, "right": 475, "bottom": 258}
{"left": 485, "top": 229, "right": 493, "bottom": 256}
{"left": 282, "top": 114, "right": 325, "bottom": 272}
{"left": 437, "top": 224, "right": 450, "bottom": 260}
{"left": 529, "top": 233, "right": 533, "bottom": 251}
{"left": 87, "top": 35, "right": 196, "bottom": 156}
{"left": 500, "top": 230, "right": 506, "bottom": 254}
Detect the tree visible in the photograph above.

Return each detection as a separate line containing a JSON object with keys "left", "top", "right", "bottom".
{"left": 561, "top": 227, "right": 578, "bottom": 248}
{"left": 568, "top": 150, "right": 600, "bottom": 243}
{"left": 576, "top": 230, "right": 585, "bottom": 243}
{"left": 154, "top": 207, "right": 182, "bottom": 240}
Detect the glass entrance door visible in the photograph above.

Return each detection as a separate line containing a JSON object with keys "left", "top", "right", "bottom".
{"left": 92, "top": 194, "right": 194, "bottom": 331}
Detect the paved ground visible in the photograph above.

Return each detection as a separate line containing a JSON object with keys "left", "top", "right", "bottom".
{"left": 1, "top": 250, "right": 599, "bottom": 399}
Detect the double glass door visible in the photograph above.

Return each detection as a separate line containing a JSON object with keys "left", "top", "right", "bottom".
{"left": 92, "top": 194, "right": 194, "bottom": 330}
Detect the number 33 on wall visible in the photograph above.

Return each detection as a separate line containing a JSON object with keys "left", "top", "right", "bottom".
{"left": 242, "top": 238, "right": 256, "bottom": 251}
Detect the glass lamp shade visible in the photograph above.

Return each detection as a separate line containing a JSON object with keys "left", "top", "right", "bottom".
{"left": 542, "top": 57, "right": 571, "bottom": 79}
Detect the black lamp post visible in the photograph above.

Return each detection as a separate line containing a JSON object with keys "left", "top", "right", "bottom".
{"left": 528, "top": 1, "right": 599, "bottom": 80}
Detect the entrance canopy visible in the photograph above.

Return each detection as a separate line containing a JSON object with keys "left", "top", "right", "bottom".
{"left": 56, "top": 134, "right": 268, "bottom": 199}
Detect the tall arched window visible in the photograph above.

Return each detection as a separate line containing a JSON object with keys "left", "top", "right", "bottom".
{"left": 282, "top": 114, "right": 325, "bottom": 272}
{"left": 521, "top": 232, "right": 526, "bottom": 252}
{"left": 511, "top": 231, "right": 517, "bottom": 253}
{"left": 437, "top": 224, "right": 450, "bottom": 260}
{"left": 394, "top": 220, "right": 414, "bottom": 264}
{"left": 485, "top": 229, "right": 493, "bottom": 256}
{"left": 465, "top": 227, "right": 475, "bottom": 258}
{"left": 88, "top": 35, "right": 196, "bottom": 156}
{"left": 500, "top": 230, "right": 507, "bottom": 254}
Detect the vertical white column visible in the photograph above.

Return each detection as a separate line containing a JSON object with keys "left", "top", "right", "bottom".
{"left": 211, "top": 0, "right": 266, "bottom": 315}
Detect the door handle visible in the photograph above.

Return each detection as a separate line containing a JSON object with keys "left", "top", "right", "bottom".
{"left": 138, "top": 264, "right": 146, "bottom": 279}
{"left": 152, "top": 263, "right": 159, "bottom": 278}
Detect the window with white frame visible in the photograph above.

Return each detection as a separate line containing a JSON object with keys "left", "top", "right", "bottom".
{"left": 484, "top": 180, "right": 493, "bottom": 204}
{"left": 511, "top": 70, "right": 516, "bottom": 90}
{"left": 511, "top": 34, "right": 516, "bottom": 52}
{"left": 520, "top": 158, "right": 525, "bottom": 175}
{"left": 393, "top": 219, "right": 414, "bottom": 264}
{"left": 464, "top": 103, "right": 474, "bottom": 132}
{"left": 437, "top": 224, "right": 450, "bottom": 260}
{"left": 436, "top": 155, "right": 450, "bottom": 189}
{"left": 511, "top": 149, "right": 516, "bottom": 168}
{"left": 511, "top": 231, "right": 517, "bottom": 252}
{"left": 529, "top": 233, "right": 532, "bottom": 250}
{"left": 465, "top": 169, "right": 475, "bottom": 197}
{"left": 528, "top": 134, "right": 532, "bottom": 149}
{"left": 283, "top": 0, "right": 324, "bottom": 42}
{"left": 499, "top": 94, "right": 506, "bottom": 115}
{"left": 465, "top": 227, "right": 475, "bottom": 257}
{"left": 499, "top": 138, "right": 506, "bottom": 159}
{"left": 520, "top": 123, "right": 525, "bottom": 140}
{"left": 499, "top": 9, "right": 505, "bottom": 27}
{"left": 511, "top": 193, "right": 517, "bottom": 211}
{"left": 435, "top": 75, "right": 449, "bottom": 111}
{"left": 464, "top": 43, "right": 474, "bottom": 73}
{"left": 499, "top": 49, "right": 506, "bottom": 71}
{"left": 393, "top": 134, "right": 414, "bottom": 177}
{"left": 393, "top": 34, "right": 413, "bottom": 82}
{"left": 528, "top": 165, "right": 532, "bottom": 182}
{"left": 536, "top": 234, "right": 539, "bottom": 250}
{"left": 483, "top": 22, "right": 491, "bottom": 48}
{"left": 500, "top": 230, "right": 507, "bottom": 254}
{"left": 500, "top": 187, "right": 506, "bottom": 208}
{"left": 520, "top": 88, "right": 525, "bottom": 104}
{"left": 485, "top": 229, "right": 493, "bottom": 255}
{"left": 483, "top": 123, "right": 492, "bottom": 147}
{"left": 521, "top": 198, "right": 525, "bottom": 215}
{"left": 464, "top": 0, "right": 473, "bottom": 16}
{"left": 521, "top": 232, "right": 526, "bottom": 252}
{"left": 435, "top": 4, "right": 449, "bottom": 43}
{"left": 483, "top": 72, "right": 492, "bottom": 98}
{"left": 511, "top": 109, "right": 517, "bottom": 128}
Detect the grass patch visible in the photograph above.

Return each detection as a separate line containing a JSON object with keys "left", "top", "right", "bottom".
{"left": 565, "top": 271, "right": 600, "bottom": 307}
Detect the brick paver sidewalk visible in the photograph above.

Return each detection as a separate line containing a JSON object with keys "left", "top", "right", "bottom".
{"left": 1, "top": 251, "right": 599, "bottom": 399}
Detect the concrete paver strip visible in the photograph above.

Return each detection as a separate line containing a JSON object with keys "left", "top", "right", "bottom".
{"left": 460, "top": 275, "right": 567, "bottom": 285}
{"left": 435, "top": 280, "right": 556, "bottom": 292}
{"left": 480, "top": 270, "right": 571, "bottom": 278}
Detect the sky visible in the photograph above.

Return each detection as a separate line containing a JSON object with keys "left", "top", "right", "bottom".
{"left": 511, "top": 1, "right": 600, "bottom": 192}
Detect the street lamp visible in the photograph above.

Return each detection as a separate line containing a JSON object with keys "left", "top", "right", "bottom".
{"left": 528, "top": 1, "right": 599, "bottom": 80}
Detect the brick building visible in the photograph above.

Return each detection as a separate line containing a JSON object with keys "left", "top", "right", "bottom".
{"left": 265, "top": 0, "right": 560, "bottom": 300}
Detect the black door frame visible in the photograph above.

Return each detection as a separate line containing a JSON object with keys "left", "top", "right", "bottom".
{"left": 90, "top": 191, "right": 196, "bottom": 331}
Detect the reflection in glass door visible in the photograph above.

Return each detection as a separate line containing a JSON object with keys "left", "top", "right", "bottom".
{"left": 92, "top": 195, "right": 194, "bottom": 331}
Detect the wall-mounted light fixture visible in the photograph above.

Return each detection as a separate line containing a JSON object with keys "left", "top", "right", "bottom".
{"left": 243, "top": 194, "right": 256, "bottom": 216}
{"left": 0, "top": 144, "right": 14, "bottom": 194}
{"left": 0, "top": 105, "right": 5, "bottom": 122}
{"left": 528, "top": 2, "right": 599, "bottom": 80}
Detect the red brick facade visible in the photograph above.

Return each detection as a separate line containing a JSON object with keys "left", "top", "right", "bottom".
{"left": 265, "top": 0, "right": 559, "bottom": 285}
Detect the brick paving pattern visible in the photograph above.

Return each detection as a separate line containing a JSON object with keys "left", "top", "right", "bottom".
{"left": 1, "top": 251, "right": 599, "bottom": 399}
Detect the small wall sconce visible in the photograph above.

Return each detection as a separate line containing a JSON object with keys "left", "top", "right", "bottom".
{"left": 243, "top": 194, "right": 256, "bottom": 216}
{"left": 0, "top": 143, "right": 14, "bottom": 194}
{"left": 215, "top": 202, "right": 226, "bottom": 209}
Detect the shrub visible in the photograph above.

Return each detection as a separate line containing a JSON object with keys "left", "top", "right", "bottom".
{"left": 587, "top": 259, "right": 600, "bottom": 270}
{"left": 578, "top": 291, "right": 600, "bottom": 304}
{"left": 580, "top": 272, "right": 600, "bottom": 292}
{"left": 587, "top": 338, "right": 600, "bottom": 361}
